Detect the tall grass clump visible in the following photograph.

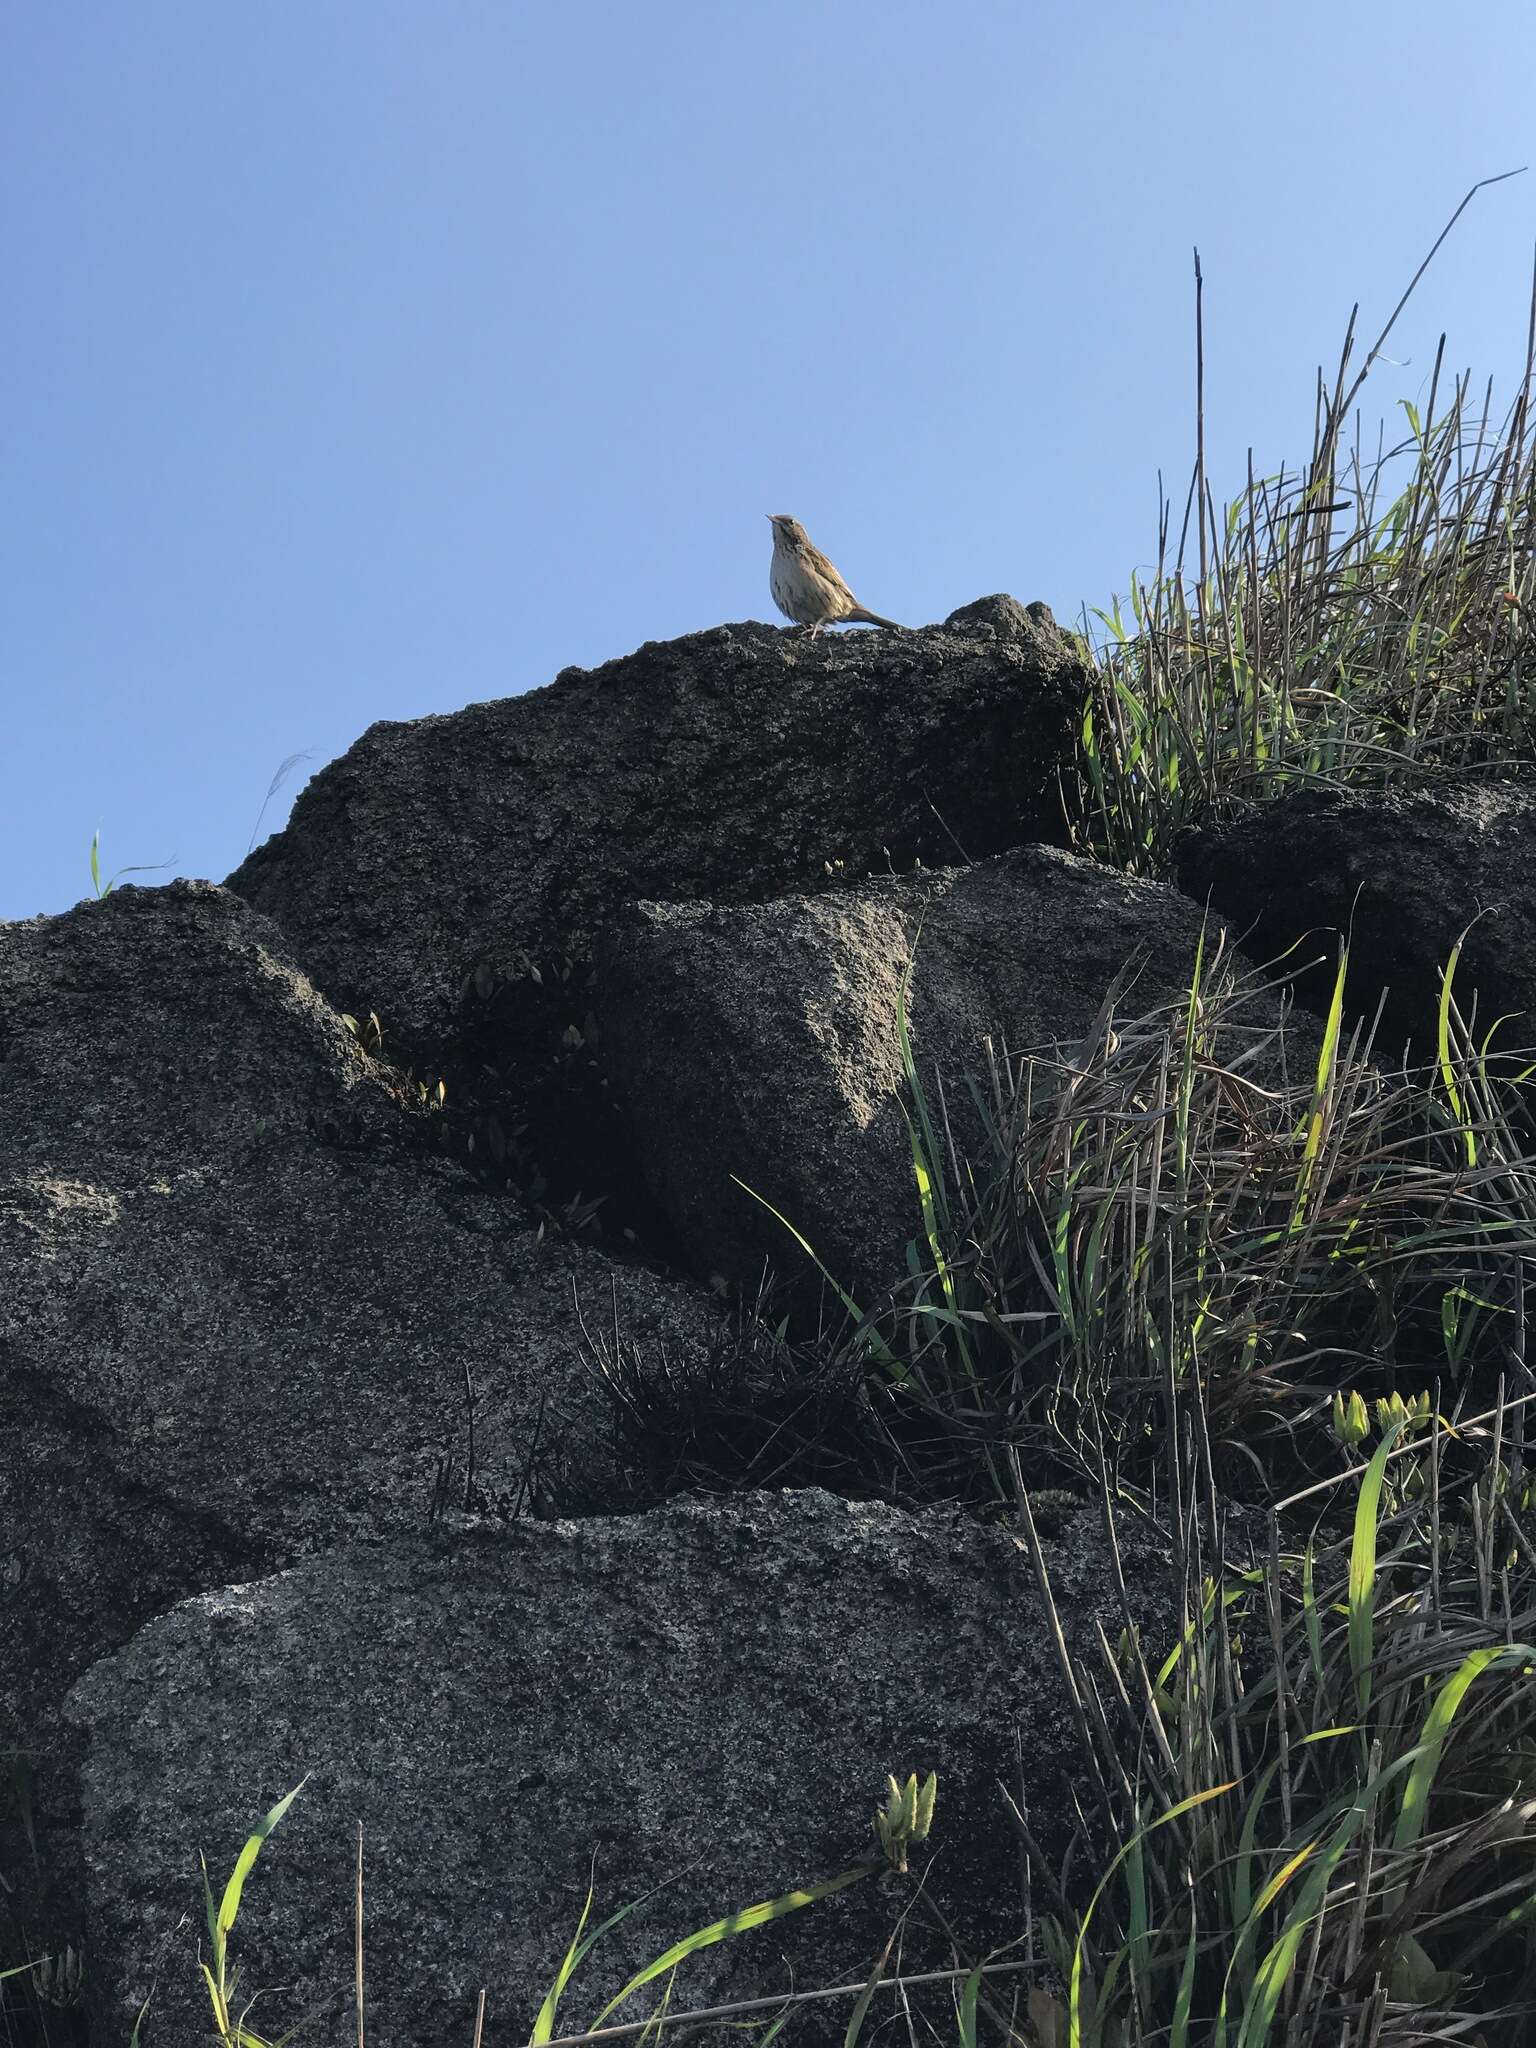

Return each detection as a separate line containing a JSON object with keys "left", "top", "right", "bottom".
{"left": 839, "top": 939, "right": 1536, "bottom": 1503}
{"left": 1024, "top": 1398, "right": 1536, "bottom": 2047}
{"left": 1079, "top": 193, "right": 1536, "bottom": 876}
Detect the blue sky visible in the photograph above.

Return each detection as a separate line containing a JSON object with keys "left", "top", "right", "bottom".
{"left": 4, "top": 1, "right": 1534, "bottom": 920}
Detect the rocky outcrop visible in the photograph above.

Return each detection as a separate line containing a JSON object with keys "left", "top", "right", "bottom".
{"left": 0, "top": 882, "right": 718, "bottom": 1941}
{"left": 1177, "top": 779, "right": 1536, "bottom": 1058}
{"left": 597, "top": 846, "right": 1277, "bottom": 1302}
{"left": 4, "top": 607, "right": 1330, "bottom": 2043}
{"left": 226, "top": 602, "right": 1089, "bottom": 1059}
{"left": 67, "top": 1488, "right": 1167, "bottom": 2048}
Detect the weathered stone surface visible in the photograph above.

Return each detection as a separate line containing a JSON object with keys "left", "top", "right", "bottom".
{"left": 0, "top": 882, "right": 717, "bottom": 1940}
{"left": 226, "top": 602, "right": 1089, "bottom": 1058}
{"left": 67, "top": 1488, "right": 1168, "bottom": 2048}
{"left": 1177, "top": 779, "right": 1536, "bottom": 1058}
{"left": 596, "top": 846, "right": 1273, "bottom": 1302}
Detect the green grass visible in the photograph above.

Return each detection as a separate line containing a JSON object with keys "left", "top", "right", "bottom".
{"left": 167, "top": 1771, "right": 944, "bottom": 2048}
{"left": 1024, "top": 1403, "right": 1536, "bottom": 2047}
{"left": 826, "top": 934, "right": 1536, "bottom": 1516}
{"left": 1074, "top": 181, "right": 1536, "bottom": 876}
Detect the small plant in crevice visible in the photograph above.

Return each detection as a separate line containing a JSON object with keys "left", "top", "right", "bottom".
{"left": 87, "top": 830, "right": 171, "bottom": 899}
{"left": 198, "top": 1779, "right": 310, "bottom": 2048}
{"left": 339, "top": 1006, "right": 448, "bottom": 1117}
{"left": 328, "top": 968, "right": 648, "bottom": 1252}
{"left": 27, "top": 1943, "right": 83, "bottom": 2015}
{"left": 556, "top": 1279, "right": 917, "bottom": 1516}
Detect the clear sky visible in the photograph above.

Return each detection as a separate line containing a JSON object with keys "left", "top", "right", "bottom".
{"left": 4, "top": 2, "right": 1534, "bottom": 920}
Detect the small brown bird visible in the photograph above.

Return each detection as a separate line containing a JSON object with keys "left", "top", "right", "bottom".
{"left": 767, "top": 515, "right": 903, "bottom": 638}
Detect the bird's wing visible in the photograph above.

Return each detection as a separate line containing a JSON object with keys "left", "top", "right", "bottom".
{"left": 803, "top": 542, "right": 856, "bottom": 597}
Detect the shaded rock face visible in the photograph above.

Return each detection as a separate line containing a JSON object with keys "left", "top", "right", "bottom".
{"left": 597, "top": 846, "right": 1270, "bottom": 1303}
{"left": 1178, "top": 780, "right": 1536, "bottom": 1059}
{"left": 0, "top": 882, "right": 718, "bottom": 1938}
{"left": 66, "top": 1489, "right": 1168, "bottom": 2048}
{"left": 227, "top": 602, "right": 1089, "bottom": 1062}
{"left": 2, "top": 609, "right": 1214, "bottom": 2043}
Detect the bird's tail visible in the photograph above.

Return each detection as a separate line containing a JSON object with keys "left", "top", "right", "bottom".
{"left": 846, "top": 607, "right": 904, "bottom": 631}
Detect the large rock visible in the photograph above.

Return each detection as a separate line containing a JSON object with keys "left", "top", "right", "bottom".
{"left": 596, "top": 846, "right": 1274, "bottom": 1303}
{"left": 0, "top": 882, "right": 718, "bottom": 1941}
{"left": 227, "top": 603, "right": 1089, "bottom": 1059}
{"left": 67, "top": 1488, "right": 1169, "bottom": 2048}
{"left": 1177, "top": 779, "right": 1536, "bottom": 1058}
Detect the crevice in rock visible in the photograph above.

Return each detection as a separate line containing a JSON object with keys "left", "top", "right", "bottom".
{"left": 391, "top": 945, "right": 691, "bottom": 1270}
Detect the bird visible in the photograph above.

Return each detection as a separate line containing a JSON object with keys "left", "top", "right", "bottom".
{"left": 766, "top": 516, "right": 903, "bottom": 638}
